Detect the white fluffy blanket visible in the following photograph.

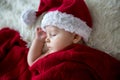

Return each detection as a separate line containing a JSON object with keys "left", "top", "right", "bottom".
{"left": 0, "top": 0, "right": 120, "bottom": 60}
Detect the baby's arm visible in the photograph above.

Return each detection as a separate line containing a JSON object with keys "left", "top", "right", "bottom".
{"left": 27, "top": 28, "right": 46, "bottom": 66}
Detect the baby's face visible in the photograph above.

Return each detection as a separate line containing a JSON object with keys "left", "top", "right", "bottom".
{"left": 45, "top": 25, "right": 75, "bottom": 53}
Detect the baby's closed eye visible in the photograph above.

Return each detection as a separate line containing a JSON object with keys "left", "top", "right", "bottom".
{"left": 50, "top": 33, "right": 57, "bottom": 36}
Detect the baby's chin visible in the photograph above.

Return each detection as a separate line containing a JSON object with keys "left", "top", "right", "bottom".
{"left": 47, "top": 49, "right": 56, "bottom": 54}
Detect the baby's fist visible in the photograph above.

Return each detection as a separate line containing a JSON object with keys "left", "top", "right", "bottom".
{"left": 35, "top": 27, "right": 46, "bottom": 41}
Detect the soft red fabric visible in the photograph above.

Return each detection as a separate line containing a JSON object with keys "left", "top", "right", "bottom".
{"left": 0, "top": 28, "right": 31, "bottom": 80}
{"left": 0, "top": 28, "right": 120, "bottom": 80}
{"left": 30, "top": 44, "right": 120, "bottom": 80}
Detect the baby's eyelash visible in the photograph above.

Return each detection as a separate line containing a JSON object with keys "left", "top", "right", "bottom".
{"left": 47, "top": 32, "right": 57, "bottom": 37}
{"left": 51, "top": 33, "right": 56, "bottom": 36}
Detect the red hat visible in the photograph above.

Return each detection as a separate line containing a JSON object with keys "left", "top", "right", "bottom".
{"left": 22, "top": 0, "right": 92, "bottom": 42}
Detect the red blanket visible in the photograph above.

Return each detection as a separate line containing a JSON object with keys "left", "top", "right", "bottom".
{"left": 30, "top": 44, "right": 120, "bottom": 80}
{"left": 0, "top": 28, "right": 120, "bottom": 80}
{"left": 0, "top": 28, "right": 31, "bottom": 80}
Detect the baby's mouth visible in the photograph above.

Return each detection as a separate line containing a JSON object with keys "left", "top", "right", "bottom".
{"left": 46, "top": 46, "right": 51, "bottom": 50}
{"left": 46, "top": 45, "right": 51, "bottom": 49}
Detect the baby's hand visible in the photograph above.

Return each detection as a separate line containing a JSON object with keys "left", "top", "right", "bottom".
{"left": 35, "top": 27, "right": 46, "bottom": 42}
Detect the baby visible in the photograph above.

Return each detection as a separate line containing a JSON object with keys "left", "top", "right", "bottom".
{"left": 22, "top": 0, "right": 120, "bottom": 79}
{"left": 28, "top": 25, "right": 82, "bottom": 66}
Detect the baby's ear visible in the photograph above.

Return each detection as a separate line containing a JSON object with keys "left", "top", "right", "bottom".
{"left": 73, "top": 34, "right": 82, "bottom": 43}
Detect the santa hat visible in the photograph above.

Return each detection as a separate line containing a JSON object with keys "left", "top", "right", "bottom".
{"left": 21, "top": 0, "right": 92, "bottom": 42}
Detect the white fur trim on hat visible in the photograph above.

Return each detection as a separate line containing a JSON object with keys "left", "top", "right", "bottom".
{"left": 41, "top": 11, "right": 92, "bottom": 42}
{"left": 21, "top": 9, "right": 36, "bottom": 26}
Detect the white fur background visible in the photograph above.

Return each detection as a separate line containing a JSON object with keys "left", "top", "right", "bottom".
{"left": 0, "top": 0, "right": 120, "bottom": 60}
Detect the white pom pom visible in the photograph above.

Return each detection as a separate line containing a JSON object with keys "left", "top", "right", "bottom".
{"left": 21, "top": 9, "right": 37, "bottom": 26}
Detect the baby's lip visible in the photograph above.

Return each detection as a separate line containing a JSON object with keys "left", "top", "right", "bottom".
{"left": 46, "top": 44, "right": 50, "bottom": 48}
{"left": 46, "top": 44, "right": 52, "bottom": 50}
{"left": 47, "top": 46, "right": 51, "bottom": 49}
{"left": 47, "top": 45, "right": 50, "bottom": 48}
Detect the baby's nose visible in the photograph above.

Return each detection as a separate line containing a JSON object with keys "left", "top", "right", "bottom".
{"left": 45, "top": 37, "right": 50, "bottom": 43}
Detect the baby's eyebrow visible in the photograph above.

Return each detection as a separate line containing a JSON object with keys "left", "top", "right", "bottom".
{"left": 47, "top": 30, "right": 58, "bottom": 34}
{"left": 51, "top": 29, "right": 59, "bottom": 32}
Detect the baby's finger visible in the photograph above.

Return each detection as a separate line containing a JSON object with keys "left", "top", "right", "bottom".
{"left": 41, "top": 31, "right": 46, "bottom": 38}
